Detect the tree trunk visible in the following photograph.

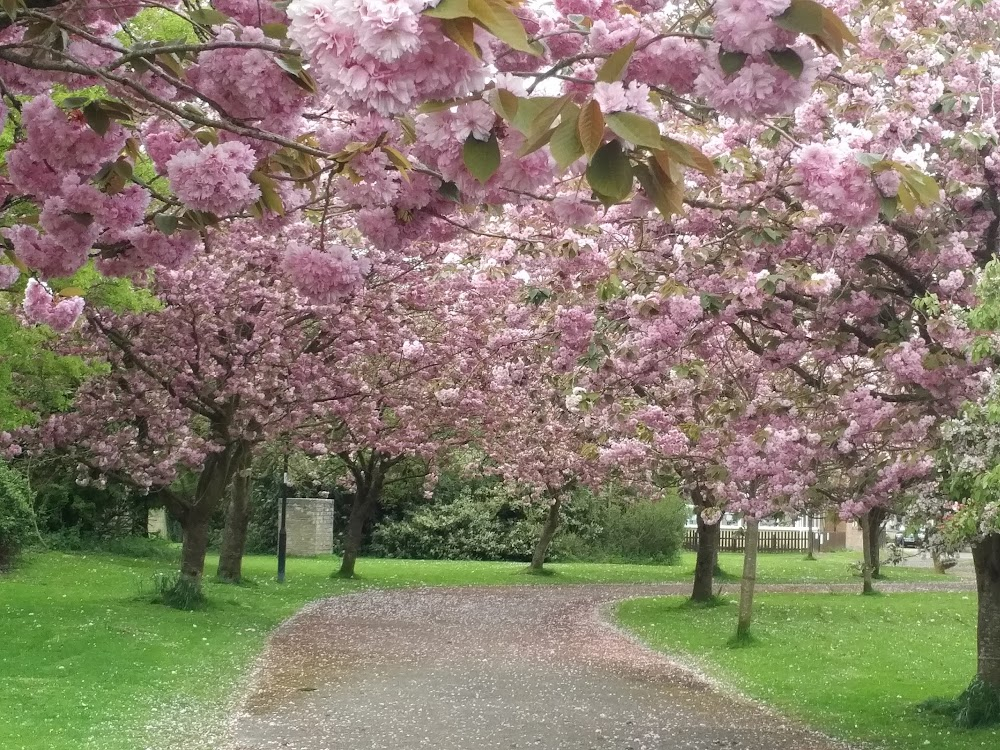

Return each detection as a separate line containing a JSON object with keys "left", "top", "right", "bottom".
{"left": 180, "top": 517, "right": 211, "bottom": 584}
{"left": 163, "top": 440, "right": 248, "bottom": 586}
{"left": 974, "top": 535, "right": 1000, "bottom": 689}
{"left": 867, "top": 508, "right": 886, "bottom": 579}
{"left": 692, "top": 515, "right": 721, "bottom": 602}
{"left": 933, "top": 549, "right": 948, "bottom": 575}
{"left": 806, "top": 513, "right": 816, "bottom": 560}
{"left": 217, "top": 460, "right": 252, "bottom": 584}
{"left": 338, "top": 471, "right": 382, "bottom": 579}
{"left": 530, "top": 495, "right": 563, "bottom": 571}
{"left": 736, "top": 518, "right": 760, "bottom": 640}
{"left": 860, "top": 513, "right": 875, "bottom": 595}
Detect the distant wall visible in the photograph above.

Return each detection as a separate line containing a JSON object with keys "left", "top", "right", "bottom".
{"left": 147, "top": 508, "right": 168, "bottom": 538}
{"left": 285, "top": 497, "right": 334, "bottom": 557}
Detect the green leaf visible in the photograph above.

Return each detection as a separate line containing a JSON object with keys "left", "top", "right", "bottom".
{"left": 586, "top": 140, "right": 633, "bottom": 206}
{"left": 816, "top": 5, "right": 858, "bottom": 57}
{"left": 189, "top": 7, "right": 230, "bottom": 26}
{"left": 878, "top": 196, "right": 899, "bottom": 220}
{"left": 635, "top": 157, "right": 684, "bottom": 218}
{"left": 467, "top": 0, "right": 537, "bottom": 54}
{"left": 153, "top": 214, "right": 179, "bottom": 236}
{"left": 577, "top": 99, "right": 604, "bottom": 158}
{"left": 718, "top": 50, "right": 748, "bottom": 75}
{"left": 897, "top": 183, "right": 917, "bottom": 213}
{"left": 549, "top": 108, "right": 584, "bottom": 170}
{"left": 1, "top": 0, "right": 19, "bottom": 19}
{"left": 605, "top": 112, "right": 661, "bottom": 149}
{"left": 490, "top": 88, "right": 520, "bottom": 121}
{"left": 773, "top": 0, "right": 825, "bottom": 35}
{"left": 105, "top": 159, "right": 133, "bottom": 195}
{"left": 767, "top": 48, "right": 804, "bottom": 79}
{"left": 438, "top": 180, "right": 462, "bottom": 202}
{"left": 659, "top": 137, "right": 715, "bottom": 176}
{"left": 516, "top": 125, "right": 554, "bottom": 157}
{"left": 381, "top": 146, "right": 412, "bottom": 177}
{"left": 520, "top": 94, "right": 571, "bottom": 140}
{"left": 463, "top": 132, "right": 501, "bottom": 183}
{"left": 510, "top": 96, "right": 563, "bottom": 134}
{"left": 596, "top": 39, "right": 637, "bottom": 83}
{"left": 82, "top": 103, "right": 110, "bottom": 135}
{"left": 60, "top": 96, "right": 92, "bottom": 109}
{"left": 855, "top": 152, "right": 886, "bottom": 168}
{"left": 423, "top": 0, "right": 473, "bottom": 18}
{"left": 261, "top": 23, "right": 288, "bottom": 39}
{"left": 250, "top": 171, "right": 284, "bottom": 214}
{"left": 441, "top": 16, "right": 481, "bottom": 58}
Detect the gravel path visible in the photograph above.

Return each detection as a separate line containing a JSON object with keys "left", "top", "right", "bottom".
{"left": 224, "top": 581, "right": 972, "bottom": 750}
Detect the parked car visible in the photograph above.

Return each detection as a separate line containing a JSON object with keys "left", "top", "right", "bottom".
{"left": 894, "top": 528, "right": 926, "bottom": 548}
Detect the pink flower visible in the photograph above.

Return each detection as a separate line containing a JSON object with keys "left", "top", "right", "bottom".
{"left": 282, "top": 243, "right": 368, "bottom": 303}
{"left": 22, "top": 278, "right": 85, "bottom": 332}
{"left": 402, "top": 340, "right": 425, "bottom": 359}
{"left": 212, "top": 0, "right": 287, "bottom": 25}
{"left": 875, "top": 169, "right": 902, "bottom": 197}
{"left": 593, "top": 81, "right": 630, "bottom": 114}
{"left": 695, "top": 44, "right": 816, "bottom": 117}
{"left": 0, "top": 264, "right": 19, "bottom": 289}
{"left": 794, "top": 142, "right": 880, "bottom": 228}
{"left": 287, "top": 0, "right": 485, "bottom": 114}
{"left": 434, "top": 387, "right": 461, "bottom": 405}
{"left": 97, "top": 228, "right": 199, "bottom": 277}
{"left": 6, "top": 96, "right": 127, "bottom": 197}
{"left": 186, "top": 27, "right": 307, "bottom": 133}
{"left": 166, "top": 142, "right": 261, "bottom": 215}
{"left": 713, "top": 0, "right": 794, "bottom": 56}
{"left": 4, "top": 225, "right": 88, "bottom": 280}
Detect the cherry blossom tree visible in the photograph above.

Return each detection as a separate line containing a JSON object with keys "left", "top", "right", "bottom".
{"left": 30, "top": 220, "right": 385, "bottom": 585}
{"left": 0, "top": 0, "right": 855, "bottom": 324}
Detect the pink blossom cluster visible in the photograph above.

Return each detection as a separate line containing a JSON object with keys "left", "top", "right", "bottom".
{"left": 166, "top": 142, "right": 261, "bottom": 216}
{"left": 592, "top": 81, "right": 656, "bottom": 117}
{"left": 713, "top": 0, "right": 795, "bottom": 56}
{"left": 287, "top": 0, "right": 486, "bottom": 114}
{"left": 695, "top": 45, "right": 818, "bottom": 117}
{"left": 96, "top": 228, "right": 200, "bottom": 278}
{"left": 281, "top": 243, "right": 369, "bottom": 303}
{"left": 5, "top": 176, "right": 151, "bottom": 279}
{"left": 213, "top": 0, "right": 286, "bottom": 26}
{"left": 0, "top": 265, "right": 20, "bottom": 289}
{"left": 22, "top": 279, "right": 85, "bottom": 332}
{"left": 7, "top": 96, "right": 127, "bottom": 197}
{"left": 187, "top": 27, "right": 307, "bottom": 134}
{"left": 793, "top": 142, "right": 880, "bottom": 228}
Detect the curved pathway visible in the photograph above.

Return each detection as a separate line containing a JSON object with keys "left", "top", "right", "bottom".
{"left": 224, "top": 581, "right": 971, "bottom": 750}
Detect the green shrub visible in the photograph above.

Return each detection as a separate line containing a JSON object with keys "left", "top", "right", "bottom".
{"left": 368, "top": 479, "right": 686, "bottom": 565}
{"left": 0, "top": 462, "right": 34, "bottom": 571}
{"left": 587, "top": 496, "right": 687, "bottom": 564}
{"left": 370, "top": 482, "right": 550, "bottom": 562}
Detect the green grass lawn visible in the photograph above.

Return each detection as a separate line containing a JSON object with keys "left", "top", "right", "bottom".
{"left": 618, "top": 593, "right": 998, "bottom": 750}
{"left": 0, "top": 549, "right": 951, "bottom": 750}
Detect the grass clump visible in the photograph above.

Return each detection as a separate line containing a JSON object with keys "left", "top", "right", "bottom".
{"left": 151, "top": 572, "right": 207, "bottom": 610}
{"left": 920, "top": 678, "right": 1000, "bottom": 728}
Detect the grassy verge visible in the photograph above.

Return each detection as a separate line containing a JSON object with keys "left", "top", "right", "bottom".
{"left": 617, "top": 593, "right": 997, "bottom": 750}
{"left": 0, "top": 549, "right": 950, "bottom": 750}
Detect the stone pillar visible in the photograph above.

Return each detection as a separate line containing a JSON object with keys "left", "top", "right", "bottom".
{"left": 147, "top": 507, "right": 168, "bottom": 538}
{"left": 285, "top": 497, "right": 335, "bottom": 557}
